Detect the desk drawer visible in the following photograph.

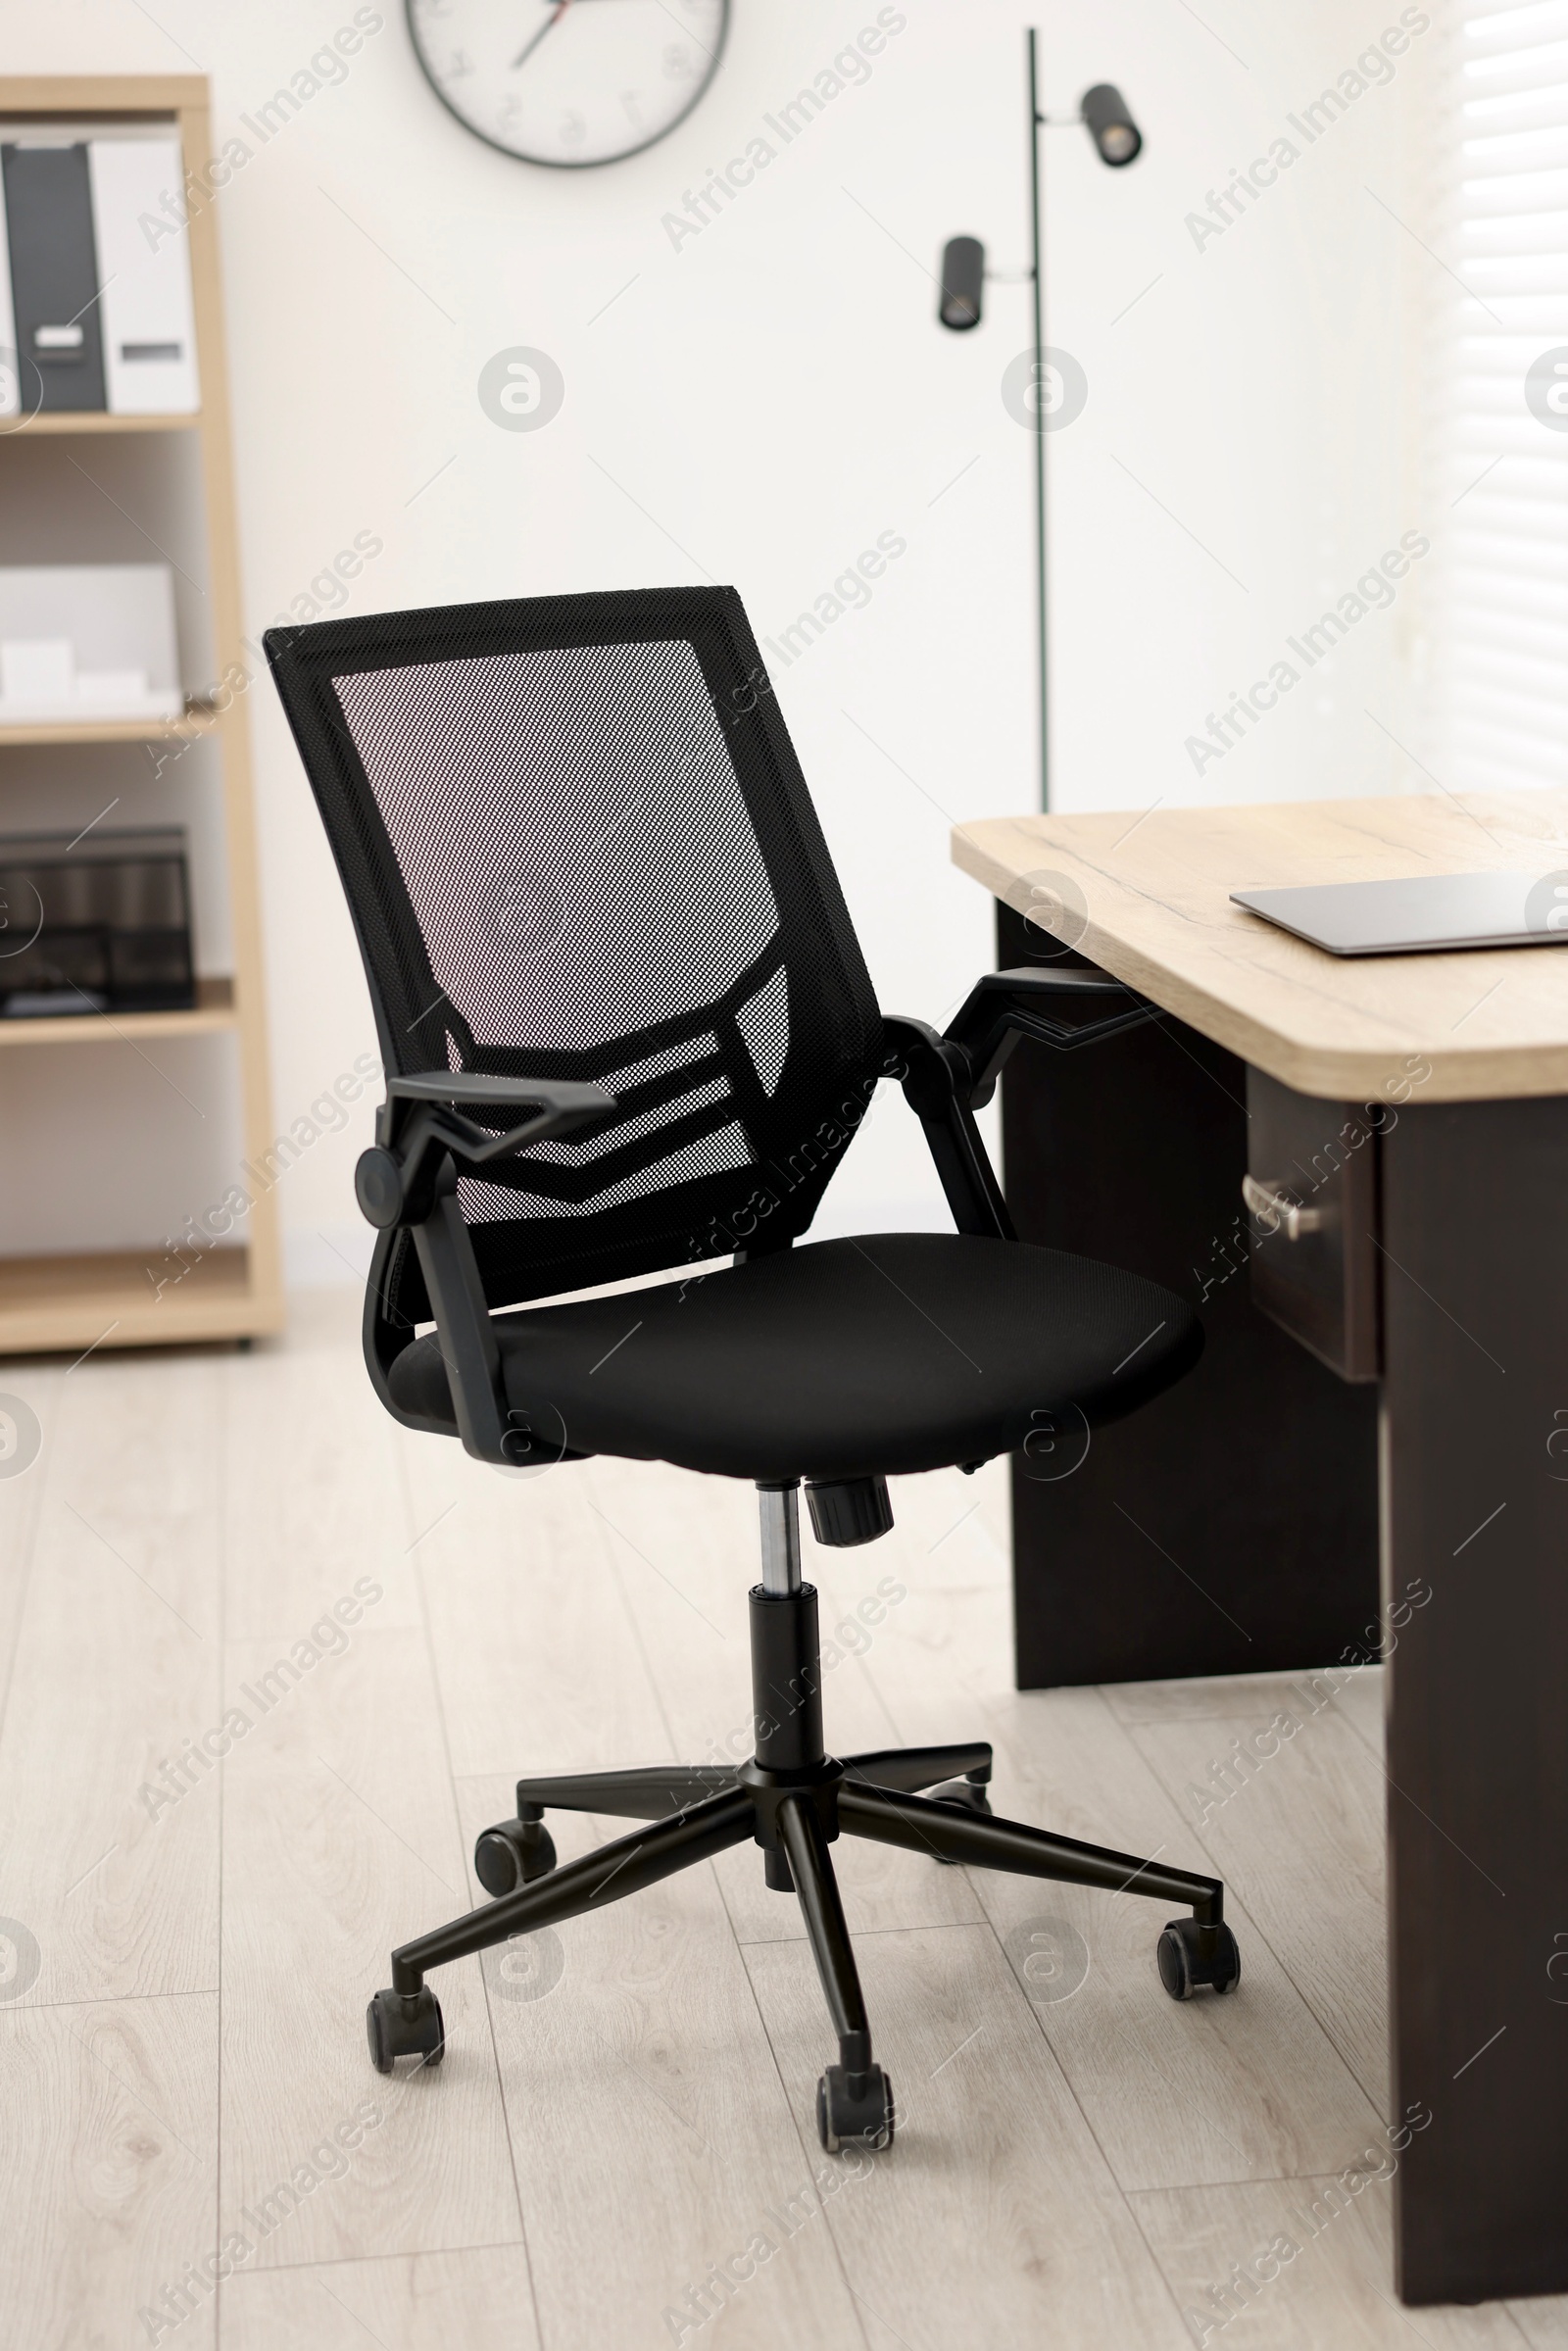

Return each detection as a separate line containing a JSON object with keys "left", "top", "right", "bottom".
{"left": 1244, "top": 1070, "right": 1381, "bottom": 1382}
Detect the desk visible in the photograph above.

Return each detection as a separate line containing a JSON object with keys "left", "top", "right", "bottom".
{"left": 954, "top": 791, "right": 1568, "bottom": 2309}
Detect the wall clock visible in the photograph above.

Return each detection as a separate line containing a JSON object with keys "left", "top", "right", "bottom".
{"left": 407, "top": 0, "right": 730, "bottom": 168}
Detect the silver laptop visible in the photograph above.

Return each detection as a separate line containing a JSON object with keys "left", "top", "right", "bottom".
{"left": 1230, "top": 869, "right": 1568, "bottom": 956}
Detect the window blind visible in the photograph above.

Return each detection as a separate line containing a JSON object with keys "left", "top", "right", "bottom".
{"left": 1427, "top": 0, "right": 1568, "bottom": 792}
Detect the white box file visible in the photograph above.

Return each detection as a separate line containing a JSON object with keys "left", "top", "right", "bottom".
{"left": 88, "top": 138, "right": 199, "bottom": 415}
{"left": 0, "top": 564, "right": 181, "bottom": 722}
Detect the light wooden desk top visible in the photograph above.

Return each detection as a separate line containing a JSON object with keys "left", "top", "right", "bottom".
{"left": 953, "top": 791, "right": 1568, "bottom": 1102}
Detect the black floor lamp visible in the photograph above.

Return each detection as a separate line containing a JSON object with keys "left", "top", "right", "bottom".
{"left": 939, "top": 34, "right": 1143, "bottom": 812}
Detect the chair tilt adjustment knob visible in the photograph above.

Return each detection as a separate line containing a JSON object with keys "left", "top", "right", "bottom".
{"left": 805, "top": 1476, "right": 894, "bottom": 1547}
{"left": 355, "top": 1147, "right": 405, "bottom": 1230}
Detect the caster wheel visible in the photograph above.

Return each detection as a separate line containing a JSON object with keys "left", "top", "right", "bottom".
{"left": 474, "top": 1818, "right": 557, "bottom": 1897}
{"left": 816, "top": 2062, "right": 895, "bottom": 2154}
{"left": 366, "top": 1984, "right": 445, "bottom": 2073}
{"left": 930, "top": 1776, "right": 992, "bottom": 1864}
{"left": 1157, "top": 1917, "right": 1242, "bottom": 2001}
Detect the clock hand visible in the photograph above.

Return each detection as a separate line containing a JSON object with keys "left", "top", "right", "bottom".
{"left": 512, "top": 0, "right": 573, "bottom": 73}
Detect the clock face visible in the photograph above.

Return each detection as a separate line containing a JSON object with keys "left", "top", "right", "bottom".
{"left": 407, "top": 0, "right": 730, "bottom": 168}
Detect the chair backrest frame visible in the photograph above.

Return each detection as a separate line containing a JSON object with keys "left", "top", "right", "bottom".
{"left": 267, "top": 584, "right": 888, "bottom": 1325}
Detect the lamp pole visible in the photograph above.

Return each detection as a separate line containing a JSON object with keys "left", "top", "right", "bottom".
{"left": 1027, "top": 29, "right": 1048, "bottom": 810}
{"left": 939, "top": 48, "right": 1143, "bottom": 814}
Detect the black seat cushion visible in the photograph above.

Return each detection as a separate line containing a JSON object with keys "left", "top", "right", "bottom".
{"left": 387, "top": 1233, "right": 1200, "bottom": 1483}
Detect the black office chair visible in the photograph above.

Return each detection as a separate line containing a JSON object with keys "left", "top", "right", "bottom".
{"left": 267, "top": 585, "right": 1239, "bottom": 2154}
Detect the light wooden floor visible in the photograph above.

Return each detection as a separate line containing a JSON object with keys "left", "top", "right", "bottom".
{"left": 1, "top": 1288, "right": 1564, "bottom": 2351}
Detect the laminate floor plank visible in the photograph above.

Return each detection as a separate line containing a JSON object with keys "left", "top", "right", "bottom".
{"left": 0, "top": 1361, "right": 61, "bottom": 1731}
{"left": 0, "top": 1989, "right": 218, "bottom": 2351}
{"left": 1100, "top": 1655, "right": 1390, "bottom": 1787}
{"left": 223, "top": 1293, "right": 422, "bottom": 1640}
{"left": 937, "top": 1685, "right": 1382, "bottom": 2191}
{"left": 395, "top": 1441, "right": 670, "bottom": 1781}
{"left": 816, "top": 1543, "right": 1388, "bottom": 2193}
{"left": 746, "top": 1922, "right": 1199, "bottom": 2351}
{"left": 0, "top": 1356, "right": 223, "bottom": 2005}
{"left": 1126, "top": 1698, "right": 1391, "bottom": 2111}
{"left": 220, "top": 1624, "right": 519, "bottom": 2268}
{"left": 1131, "top": 2175, "right": 1531, "bottom": 2350}
{"left": 1509, "top": 2295, "right": 1568, "bottom": 2348}
{"left": 219, "top": 2244, "right": 539, "bottom": 2351}
{"left": 1102, "top": 1664, "right": 1377, "bottom": 1731}
{"left": 835, "top": 1553, "right": 1021, "bottom": 1749}
{"left": 877, "top": 1462, "right": 1013, "bottom": 1595}
{"left": 453, "top": 1777, "right": 867, "bottom": 2351}
{"left": 1327, "top": 1664, "right": 1387, "bottom": 1758}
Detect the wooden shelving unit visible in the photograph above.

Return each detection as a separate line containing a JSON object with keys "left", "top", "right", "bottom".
{"left": 0, "top": 1245, "right": 253, "bottom": 1353}
{"left": 0, "top": 704, "right": 220, "bottom": 749}
{"left": 0, "top": 976, "right": 236, "bottom": 1051}
{"left": 0, "top": 74, "right": 282, "bottom": 1356}
{"left": 9, "top": 410, "right": 201, "bottom": 434}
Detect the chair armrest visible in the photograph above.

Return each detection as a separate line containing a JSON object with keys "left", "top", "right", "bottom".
{"left": 354, "top": 1071, "right": 616, "bottom": 1470}
{"left": 883, "top": 1015, "right": 1013, "bottom": 1241}
{"left": 884, "top": 970, "right": 1158, "bottom": 1241}
{"left": 946, "top": 968, "right": 1157, "bottom": 1107}
{"left": 357, "top": 1071, "right": 615, "bottom": 1230}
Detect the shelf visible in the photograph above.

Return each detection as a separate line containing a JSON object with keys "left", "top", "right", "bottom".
{"left": 0, "top": 703, "right": 220, "bottom": 749}
{"left": 0, "top": 975, "right": 235, "bottom": 1049}
{"left": 1, "top": 410, "right": 200, "bottom": 435}
{"left": 0, "top": 73, "right": 281, "bottom": 1355}
{"left": 0, "top": 72, "right": 204, "bottom": 112}
{"left": 0, "top": 1244, "right": 282, "bottom": 1355}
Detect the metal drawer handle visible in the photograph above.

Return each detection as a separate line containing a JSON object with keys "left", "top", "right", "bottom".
{"left": 1242, "top": 1173, "right": 1325, "bottom": 1241}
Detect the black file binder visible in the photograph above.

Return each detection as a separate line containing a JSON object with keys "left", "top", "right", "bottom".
{"left": 0, "top": 828, "right": 196, "bottom": 1016}
{"left": 1, "top": 143, "right": 106, "bottom": 413}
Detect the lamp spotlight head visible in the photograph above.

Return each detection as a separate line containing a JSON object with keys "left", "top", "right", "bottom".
{"left": 1081, "top": 83, "right": 1142, "bottom": 167}
{"left": 938, "top": 234, "right": 985, "bottom": 330}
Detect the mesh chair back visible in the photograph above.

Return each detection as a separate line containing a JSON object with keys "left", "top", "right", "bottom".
{"left": 267, "top": 586, "right": 886, "bottom": 1316}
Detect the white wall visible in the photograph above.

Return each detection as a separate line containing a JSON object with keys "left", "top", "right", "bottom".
{"left": 6, "top": 0, "right": 1430, "bottom": 1283}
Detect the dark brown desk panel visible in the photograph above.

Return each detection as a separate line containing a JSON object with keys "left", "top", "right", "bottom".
{"left": 1381, "top": 1096, "right": 1568, "bottom": 2303}
{"left": 995, "top": 903, "right": 1380, "bottom": 1690}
